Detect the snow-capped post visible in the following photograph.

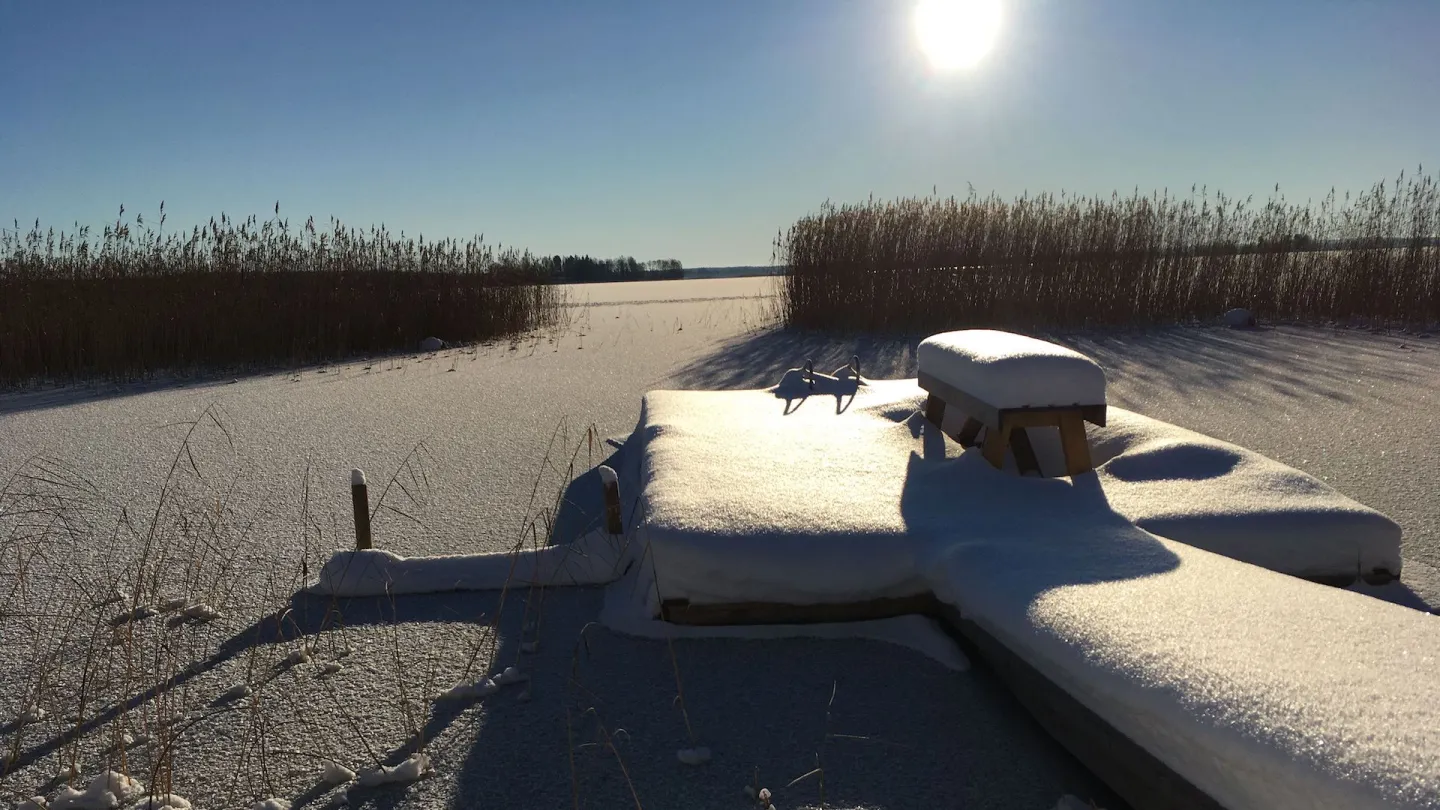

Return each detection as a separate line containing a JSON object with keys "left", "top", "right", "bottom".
{"left": 850, "top": 354, "right": 860, "bottom": 378}
{"left": 598, "top": 465, "right": 623, "bottom": 535}
{"left": 351, "top": 468, "right": 373, "bottom": 550}
{"left": 804, "top": 358, "right": 815, "bottom": 390}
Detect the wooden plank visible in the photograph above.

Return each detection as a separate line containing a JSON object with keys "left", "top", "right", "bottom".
{"left": 1002, "top": 410, "right": 1067, "bottom": 429}
{"left": 919, "top": 371, "right": 1105, "bottom": 429}
{"left": 956, "top": 417, "right": 983, "bottom": 448}
{"left": 924, "top": 392, "right": 946, "bottom": 426}
{"left": 1082, "top": 404, "right": 1108, "bottom": 427}
{"left": 1008, "top": 427, "right": 1042, "bottom": 475}
{"left": 981, "top": 421, "right": 1011, "bottom": 469}
{"left": 918, "top": 371, "right": 1001, "bottom": 429}
{"left": 660, "top": 594, "right": 941, "bottom": 626}
{"left": 1058, "top": 411, "right": 1093, "bottom": 476}
{"left": 935, "top": 605, "right": 1225, "bottom": 810}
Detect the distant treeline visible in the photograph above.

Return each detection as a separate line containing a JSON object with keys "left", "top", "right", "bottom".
{"left": 544, "top": 255, "right": 684, "bottom": 284}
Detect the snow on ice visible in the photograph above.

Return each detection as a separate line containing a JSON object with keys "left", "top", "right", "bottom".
{"left": 354, "top": 753, "right": 432, "bottom": 788}
{"left": 49, "top": 771, "right": 146, "bottom": 810}
{"left": 676, "top": 747, "right": 711, "bottom": 766}
{"left": 321, "top": 761, "right": 357, "bottom": 785}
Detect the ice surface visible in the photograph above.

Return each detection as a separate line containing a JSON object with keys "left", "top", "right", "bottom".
{"left": 138, "top": 795, "right": 190, "bottom": 810}
{"left": 917, "top": 330, "right": 1107, "bottom": 409}
{"left": 354, "top": 753, "right": 432, "bottom": 787}
{"left": 49, "top": 771, "right": 145, "bottom": 810}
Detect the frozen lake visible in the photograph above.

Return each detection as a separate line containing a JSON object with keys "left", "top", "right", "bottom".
{"left": 2, "top": 275, "right": 1436, "bottom": 809}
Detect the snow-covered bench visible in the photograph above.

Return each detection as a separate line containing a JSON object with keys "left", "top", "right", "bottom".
{"left": 917, "top": 330, "right": 1108, "bottom": 476}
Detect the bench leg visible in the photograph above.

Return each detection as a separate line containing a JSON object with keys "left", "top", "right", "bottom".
{"left": 1009, "top": 427, "right": 1042, "bottom": 475}
{"left": 981, "top": 423, "right": 1011, "bottom": 469}
{"left": 1058, "top": 412, "right": 1092, "bottom": 476}
{"left": 924, "top": 393, "right": 946, "bottom": 427}
{"left": 956, "top": 417, "right": 983, "bottom": 448}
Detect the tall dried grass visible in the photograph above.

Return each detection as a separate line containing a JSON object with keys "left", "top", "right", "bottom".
{"left": 775, "top": 170, "right": 1440, "bottom": 332}
{"left": 0, "top": 204, "right": 562, "bottom": 384}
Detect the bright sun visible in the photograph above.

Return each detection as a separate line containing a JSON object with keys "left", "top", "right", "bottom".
{"left": 914, "top": 0, "right": 1003, "bottom": 71}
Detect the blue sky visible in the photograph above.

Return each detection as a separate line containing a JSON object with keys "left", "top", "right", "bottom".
{"left": 3, "top": 0, "right": 1436, "bottom": 267}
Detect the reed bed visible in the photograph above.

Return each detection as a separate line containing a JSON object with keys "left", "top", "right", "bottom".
{"left": 775, "top": 170, "right": 1440, "bottom": 333}
{"left": 0, "top": 204, "right": 562, "bottom": 384}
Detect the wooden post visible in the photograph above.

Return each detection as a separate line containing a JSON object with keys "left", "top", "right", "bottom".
{"left": 804, "top": 358, "right": 815, "bottom": 390}
{"left": 1058, "top": 412, "right": 1093, "bottom": 476}
{"left": 849, "top": 355, "right": 859, "bottom": 378}
{"left": 351, "top": 469, "right": 373, "bottom": 550}
{"left": 598, "top": 465, "right": 623, "bottom": 535}
{"left": 924, "top": 393, "right": 946, "bottom": 426}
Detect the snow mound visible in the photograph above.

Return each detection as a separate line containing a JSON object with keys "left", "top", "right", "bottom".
{"left": 918, "top": 330, "right": 1106, "bottom": 409}
{"left": 1099, "top": 439, "right": 1240, "bottom": 481}
{"left": 19, "top": 707, "right": 46, "bottom": 724}
{"left": 355, "top": 753, "right": 432, "bottom": 788}
{"left": 282, "top": 647, "right": 313, "bottom": 667}
{"left": 178, "top": 603, "right": 221, "bottom": 622}
{"left": 494, "top": 666, "right": 528, "bottom": 685}
{"left": 50, "top": 771, "right": 145, "bottom": 810}
{"left": 250, "top": 800, "right": 290, "bottom": 810}
{"left": 676, "top": 747, "right": 711, "bottom": 766}
{"left": 1090, "top": 409, "right": 1401, "bottom": 580}
{"left": 310, "top": 529, "right": 629, "bottom": 597}
{"left": 321, "top": 761, "right": 356, "bottom": 785}
{"left": 17, "top": 798, "right": 47, "bottom": 810}
{"left": 435, "top": 678, "right": 497, "bottom": 701}
{"left": 217, "top": 683, "right": 252, "bottom": 703}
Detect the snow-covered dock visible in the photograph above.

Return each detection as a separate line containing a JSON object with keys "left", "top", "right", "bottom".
{"left": 313, "top": 338, "right": 1431, "bottom": 810}
{"left": 635, "top": 377, "right": 1430, "bottom": 810}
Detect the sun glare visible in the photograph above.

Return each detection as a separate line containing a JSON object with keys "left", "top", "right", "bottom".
{"left": 914, "top": 0, "right": 1003, "bottom": 71}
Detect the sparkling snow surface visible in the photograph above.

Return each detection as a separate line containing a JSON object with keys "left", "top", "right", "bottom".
{"left": 918, "top": 329, "right": 1108, "bottom": 408}
{"left": 3, "top": 277, "right": 1438, "bottom": 810}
